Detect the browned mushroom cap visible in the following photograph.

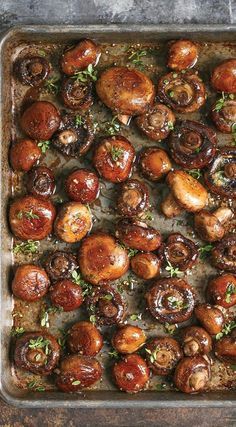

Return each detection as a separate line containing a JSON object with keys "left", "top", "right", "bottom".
{"left": 194, "top": 303, "right": 225, "bottom": 335}
{"left": 78, "top": 232, "right": 129, "bottom": 285}
{"left": 67, "top": 321, "right": 103, "bottom": 356}
{"left": 157, "top": 70, "right": 206, "bottom": 113}
{"left": 112, "top": 325, "right": 146, "bottom": 354}
{"left": 139, "top": 147, "right": 172, "bottom": 181}
{"left": 12, "top": 264, "right": 50, "bottom": 302}
{"left": 146, "top": 278, "right": 195, "bottom": 324}
{"left": 211, "top": 234, "right": 236, "bottom": 273}
{"left": 161, "top": 192, "right": 184, "bottom": 218}
{"left": 115, "top": 219, "right": 162, "bottom": 252}
{"left": 54, "top": 202, "right": 92, "bottom": 243}
{"left": 60, "top": 39, "right": 101, "bottom": 75}
{"left": 26, "top": 166, "right": 56, "bottom": 199}
{"left": 145, "top": 336, "right": 183, "bottom": 376}
{"left": 211, "top": 97, "right": 236, "bottom": 133}
{"left": 181, "top": 326, "right": 212, "bottom": 357}
{"left": 20, "top": 101, "right": 61, "bottom": 141}
{"left": 194, "top": 207, "right": 234, "bottom": 242}
{"left": 14, "top": 56, "right": 50, "bottom": 86}
{"left": 174, "top": 355, "right": 211, "bottom": 394}
{"left": 204, "top": 147, "right": 236, "bottom": 200}
{"left": 211, "top": 59, "right": 236, "bottom": 93}
{"left": 167, "top": 40, "right": 198, "bottom": 71}
{"left": 158, "top": 232, "right": 198, "bottom": 271}
{"left": 44, "top": 251, "right": 78, "bottom": 282}
{"left": 61, "top": 78, "right": 93, "bottom": 111}
{"left": 131, "top": 252, "right": 161, "bottom": 279}
{"left": 96, "top": 67, "right": 155, "bottom": 116}
{"left": 112, "top": 354, "right": 150, "bottom": 393}
{"left": 10, "top": 139, "right": 41, "bottom": 172}
{"left": 207, "top": 273, "right": 236, "bottom": 309}
{"left": 168, "top": 120, "right": 217, "bottom": 169}
{"left": 86, "top": 284, "right": 126, "bottom": 326}
{"left": 117, "top": 179, "right": 149, "bottom": 217}
{"left": 135, "top": 103, "right": 175, "bottom": 141}
{"left": 214, "top": 334, "right": 236, "bottom": 363}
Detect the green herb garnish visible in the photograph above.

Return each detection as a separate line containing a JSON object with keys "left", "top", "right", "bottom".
{"left": 71, "top": 270, "right": 92, "bottom": 296}
{"left": 215, "top": 321, "right": 236, "bottom": 340}
{"left": 232, "top": 123, "right": 236, "bottom": 146}
{"left": 17, "top": 210, "right": 39, "bottom": 220}
{"left": 213, "top": 92, "right": 226, "bottom": 112}
{"left": 101, "top": 116, "right": 121, "bottom": 136}
{"left": 72, "top": 380, "right": 81, "bottom": 386}
{"left": 27, "top": 381, "right": 45, "bottom": 392}
{"left": 110, "top": 145, "right": 124, "bottom": 162}
{"left": 44, "top": 76, "right": 60, "bottom": 94}
{"left": 187, "top": 169, "right": 202, "bottom": 180}
{"left": 28, "top": 336, "right": 51, "bottom": 355}
{"left": 164, "top": 323, "right": 177, "bottom": 335}
{"left": 75, "top": 115, "right": 84, "bottom": 126}
{"left": 38, "top": 140, "right": 51, "bottom": 154}
{"left": 145, "top": 347, "right": 160, "bottom": 364}
{"left": 89, "top": 314, "right": 96, "bottom": 324}
{"left": 225, "top": 283, "right": 236, "bottom": 304}
{"left": 167, "top": 296, "right": 188, "bottom": 310}
{"left": 13, "top": 240, "right": 39, "bottom": 255}
{"left": 129, "top": 313, "right": 142, "bottom": 321}
{"left": 11, "top": 327, "right": 25, "bottom": 336}
{"left": 40, "top": 306, "right": 62, "bottom": 328}
{"left": 128, "top": 49, "right": 147, "bottom": 69}
{"left": 108, "top": 349, "right": 120, "bottom": 359}
{"left": 165, "top": 261, "right": 182, "bottom": 277}
{"left": 73, "top": 64, "right": 97, "bottom": 83}
{"left": 167, "top": 121, "right": 174, "bottom": 130}
{"left": 198, "top": 244, "right": 213, "bottom": 260}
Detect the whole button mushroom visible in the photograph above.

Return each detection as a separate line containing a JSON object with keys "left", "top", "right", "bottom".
{"left": 115, "top": 219, "right": 162, "bottom": 252}
{"left": 26, "top": 166, "right": 56, "bottom": 199}
{"left": 194, "top": 207, "right": 234, "bottom": 242}
{"left": 20, "top": 101, "right": 61, "bottom": 140}
{"left": 67, "top": 321, "right": 103, "bottom": 356}
{"left": 10, "top": 139, "right": 41, "bottom": 172}
{"left": 116, "top": 179, "right": 149, "bottom": 217}
{"left": 211, "top": 59, "right": 236, "bottom": 93}
{"left": 158, "top": 232, "right": 198, "bottom": 272}
{"left": 12, "top": 264, "right": 50, "bottom": 302}
{"left": 44, "top": 251, "right": 78, "bottom": 282}
{"left": 211, "top": 235, "right": 236, "bottom": 273}
{"left": 54, "top": 202, "right": 92, "bottom": 243}
{"left": 194, "top": 303, "right": 225, "bottom": 336}
{"left": 131, "top": 252, "right": 161, "bottom": 279}
{"left": 207, "top": 274, "right": 236, "bottom": 308}
{"left": 86, "top": 284, "right": 126, "bottom": 326}
{"left": 135, "top": 103, "right": 175, "bottom": 141}
{"left": 214, "top": 332, "right": 236, "bottom": 363}
{"left": 139, "top": 147, "right": 172, "bottom": 181}
{"left": 60, "top": 39, "right": 101, "bottom": 75}
{"left": 181, "top": 326, "right": 212, "bottom": 357}
{"left": 50, "top": 279, "right": 83, "bottom": 312}
{"left": 145, "top": 336, "right": 183, "bottom": 376}
{"left": 112, "top": 325, "right": 146, "bottom": 354}
{"left": 174, "top": 355, "right": 211, "bottom": 394}
{"left": 65, "top": 169, "right": 100, "bottom": 204}
{"left": 211, "top": 97, "right": 236, "bottom": 133}
{"left": 61, "top": 78, "right": 93, "bottom": 111}
{"left": 112, "top": 354, "right": 149, "bottom": 393}
{"left": 167, "top": 40, "right": 199, "bottom": 71}
{"left": 15, "top": 56, "right": 50, "bottom": 86}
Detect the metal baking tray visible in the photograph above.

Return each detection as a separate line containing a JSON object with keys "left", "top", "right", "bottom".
{"left": 0, "top": 24, "right": 236, "bottom": 408}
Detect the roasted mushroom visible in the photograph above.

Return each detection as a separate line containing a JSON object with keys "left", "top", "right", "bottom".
{"left": 9, "top": 195, "right": 56, "bottom": 241}
{"left": 145, "top": 336, "right": 183, "bottom": 376}
{"left": 65, "top": 168, "right": 99, "bottom": 204}
{"left": 67, "top": 321, "right": 103, "bottom": 356}
{"left": 194, "top": 207, "right": 234, "bottom": 242}
{"left": 168, "top": 120, "right": 217, "bottom": 169}
{"left": 54, "top": 202, "right": 92, "bottom": 243}
{"left": 215, "top": 332, "right": 236, "bottom": 363}
{"left": 181, "top": 326, "right": 212, "bottom": 357}
{"left": 12, "top": 264, "right": 50, "bottom": 302}
{"left": 44, "top": 251, "right": 78, "bottom": 282}
{"left": 50, "top": 279, "right": 83, "bottom": 312}
{"left": 56, "top": 354, "right": 102, "bottom": 392}
{"left": 92, "top": 135, "right": 135, "bottom": 183}
{"left": 139, "top": 147, "right": 172, "bottom": 181}
{"left": 96, "top": 67, "right": 155, "bottom": 116}
{"left": 135, "top": 103, "right": 175, "bottom": 141}
{"left": 112, "top": 354, "right": 149, "bottom": 393}
{"left": 115, "top": 219, "right": 162, "bottom": 252}
{"left": 61, "top": 78, "right": 93, "bottom": 111}
{"left": 14, "top": 56, "right": 50, "bottom": 86}
{"left": 211, "top": 235, "right": 236, "bottom": 273}
{"left": 167, "top": 40, "right": 198, "bottom": 71}
{"left": 174, "top": 355, "right": 211, "bottom": 394}
{"left": 112, "top": 325, "right": 146, "bottom": 354}
{"left": 194, "top": 303, "right": 225, "bottom": 335}
{"left": 161, "top": 193, "right": 184, "bottom": 218}
{"left": 52, "top": 113, "right": 94, "bottom": 158}
{"left": 146, "top": 278, "right": 195, "bottom": 324}
{"left": 20, "top": 101, "right": 61, "bottom": 140}
{"left": 211, "top": 59, "right": 236, "bottom": 93}
{"left": 26, "top": 166, "right": 56, "bottom": 199}
{"left": 117, "top": 179, "right": 149, "bottom": 217}
{"left": 86, "top": 284, "right": 126, "bottom": 326}
{"left": 131, "top": 252, "right": 161, "bottom": 279}
{"left": 204, "top": 147, "right": 236, "bottom": 199}
{"left": 10, "top": 139, "right": 41, "bottom": 172}
{"left": 211, "top": 96, "right": 236, "bottom": 133}
{"left": 78, "top": 232, "right": 129, "bottom": 285}
{"left": 157, "top": 70, "right": 206, "bottom": 113}
{"left": 207, "top": 274, "right": 236, "bottom": 308}
{"left": 60, "top": 39, "right": 100, "bottom": 75}
{"left": 158, "top": 232, "right": 198, "bottom": 271}
{"left": 14, "top": 332, "right": 60, "bottom": 375}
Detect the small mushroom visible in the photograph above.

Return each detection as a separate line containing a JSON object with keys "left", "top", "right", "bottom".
{"left": 115, "top": 219, "right": 162, "bottom": 252}
{"left": 194, "top": 303, "right": 225, "bottom": 336}
{"left": 67, "top": 321, "right": 103, "bottom": 356}
{"left": 112, "top": 325, "right": 146, "bottom": 354}
{"left": 131, "top": 252, "right": 161, "bottom": 279}
{"left": 26, "top": 166, "right": 56, "bottom": 199}
{"left": 54, "top": 202, "right": 92, "bottom": 243}
{"left": 20, "top": 101, "right": 61, "bottom": 140}
{"left": 50, "top": 279, "right": 84, "bottom": 312}
{"left": 14, "top": 56, "right": 50, "bottom": 86}
{"left": 194, "top": 207, "right": 234, "bottom": 242}
{"left": 60, "top": 39, "right": 101, "bottom": 75}
{"left": 112, "top": 354, "right": 149, "bottom": 393}
{"left": 135, "top": 103, "right": 175, "bottom": 141}
{"left": 10, "top": 139, "right": 41, "bottom": 172}
{"left": 139, "top": 147, "right": 172, "bottom": 182}
{"left": 86, "top": 284, "right": 126, "bottom": 326}
{"left": 161, "top": 192, "right": 184, "bottom": 218}
{"left": 116, "top": 179, "right": 149, "bottom": 217}
{"left": 145, "top": 336, "right": 183, "bottom": 376}
{"left": 181, "top": 326, "right": 212, "bottom": 356}
{"left": 211, "top": 97, "right": 236, "bottom": 133}
{"left": 44, "top": 251, "right": 78, "bottom": 282}
{"left": 211, "top": 234, "right": 236, "bottom": 273}
{"left": 158, "top": 232, "right": 198, "bottom": 271}
{"left": 211, "top": 59, "right": 236, "bottom": 93}
{"left": 214, "top": 332, "right": 236, "bottom": 363}
{"left": 167, "top": 40, "right": 198, "bottom": 71}
{"left": 174, "top": 355, "right": 211, "bottom": 394}
{"left": 207, "top": 273, "right": 236, "bottom": 308}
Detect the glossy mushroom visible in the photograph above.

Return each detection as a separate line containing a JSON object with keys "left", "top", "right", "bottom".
{"left": 181, "top": 326, "right": 212, "bottom": 356}
{"left": 146, "top": 278, "right": 195, "bottom": 324}
{"left": 135, "top": 103, "right": 175, "bottom": 141}
{"left": 14, "top": 56, "right": 50, "bottom": 86}
{"left": 9, "top": 195, "right": 56, "bottom": 241}
{"left": 78, "top": 232, "right": 129, "bottom": 285}
{"left": 211, "top": 235, "right": 236, "bottom": 273}
{"left": 60, "top": 39, "right": 100, "bottom": 75}
{"left": 194, "top": 207, "right": 234, "bottom": 242}
{"left": 50, "top": 279, "right": 83, "bottom": 311}
{"left": 54, "top": 202, "right": 92, "bottom": 243}
{"left": 12, "top": 264, "right": 50, "bottom": 302}
{"left": 194, "top": 303, "right": 225, "bottom": 335}
{"left": 61, "top": 78, "right": 93, "bottom": 111}
{"left": 139, "top": 147, "right": 172, "bottom": 181}
{"left": 158, "top": 232, "right": 198, "bottom": 271}
{"left": 131, "top": 252, "right": 161, "bottom": 279}
{"left": 174, "top": 355, "right": 211, "bottom": 394}
{"left": 211, "top": 96, "right": 236, "bottom": 133}
{"left": 215, "top": 333, "right": 236, "bottom": 363}
{"left": 204, "top": 147, "right": 236, "bottom": 199}
{"left": 67, "top": 321, "right": 103, "bottom": 356}
{"left": 211, "top": 59, "right": 236, "bottom": 93}
{"left": 86, "top": 284, "right": 126, "bottom": 326}
{"left": 117, "top": 179, "right": 149, "bottom": 217}
{"left": 65, "top": 169, "right": 100, "bottom": 204}
{"left": 167, "top": 40, "right": 198, "bottom": 71}
{"left": 92, "top": 135, "right": 135, "bottom": 183}
{"left": 26, "top": 166, "right": 56, "bottom": 199}
{"left": 161, "top": 192, "right": 184, "bottom": 218}
{"left": 112, "top": 354, "right": 149, "bottom": 393}
{"left": 168, "top": 120, "right": 217, "bottom": 169}
{"left": 10, "top": 139, "right": 41, "bottom": 172}
{"left": 44, "top": 251, "right": 78, "bottom": 282}
{"left": 112, "top": 325, "right": 146, "bottom": 354}
{"left": 20, "top": 101, "right": 61, "bottom": 140}
{"left": 145, "top": 336, "right": 183, "bottom": 376}
{"left": 115, "top": 219, "right": 162, "bottom": 252}
{"left": 207, "top": 274, "right": 236, "bottom": 308}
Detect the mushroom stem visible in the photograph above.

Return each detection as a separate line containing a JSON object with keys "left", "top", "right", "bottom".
{"left": 161, "top": 192, "right": 183, "bottom": 218}
{"left": 214, "top": 207, "right": 234, "bottom": 225}
{"left": 117, "top": 114, "right": 131, "bottom": 126}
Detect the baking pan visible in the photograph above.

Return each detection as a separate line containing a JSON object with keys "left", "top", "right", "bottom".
{"left": 0, "top": 24, "right": 236, "bottom": 408}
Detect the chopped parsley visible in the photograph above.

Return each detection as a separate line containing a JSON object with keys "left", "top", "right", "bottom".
{"left": 13, "top": 240, "right": 39, "bottom": 255}
{"left": 110, "top": 145, "right": 124, "bottom": 162}
{"left": 38, "top": 140, "right": 51, "bottom": 153}
{"left": 165, "top": 261, "right": 182, "bottom": 277}
{"left": 73, "top": 64, "right": 97, "bottom": 83}
{"left": 215, "top": 321, "right": 236, "bottom": 340}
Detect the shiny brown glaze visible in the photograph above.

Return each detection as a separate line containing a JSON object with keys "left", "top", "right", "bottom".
{"left": 14, "top": 332, "right": 60, "bottom": 375}
{"left": 20, "top": 101, "right": 61, "bottom": 140}
{"left": 92, "top": 135, "right": 135, "bottom": 183}
{"left": 9, "top": 195, "right": 56, "bottom": 241}
{"left": 182, "top": 326, "right": 212, "bottom": 357}
{"left": 56, "top": 354, "right": 102, "bottom": 392}
{"left": 117, "top": 179, "right": 149, "bottom": 217}
{"left": 113, "top": 354, "right": 149, "bottom": 393}
{"left": 161, "top": 192, "right": 184, "bottom": 218}
{"left": 204, "top": 147, "right": 236, "bottom": 199}
{"left": 131, "top": 252, "right": 161, "bottom": 279}
{"left": 215, "top": 334, "right": 236, "bottom": 363}
{"left": 78, "top": 232, "right": 129, "bottom": 285}
{"left": 10, "top": 139, "right": 41, "bottom": 172}
{"left": 61, "top": 39, "right": 100, "bottom": 75}
{"left": 65, "top": 169, "right": 99, "bottom": 204}
{"left": 168, "top": 120, "right": 217, "bottom": 169}
{"left": 54, "top": 202, "right": 92, "bottom": 243}
{"left": 207, "top": 274, "right": 236, "bottom": 308}
{"left": 167, "top": 40, "right": 198, "bottom": 71}
{"left": 44, "top": 251, "right": 78, "bottom": 282}
{"left": 157, "top": 70, "right": 206, "bottom": 113}
{"left": 194, "top": 303, "right": 225, "bottom": 335}
{"left": 139, "top": 147, "right": 172, "bottom": 181}
{"left": 145, "top": 336, "right": 183, "bottom": 376}
{"left": 61, "top": 78, "right": 93, "bottom": 111}
{"left": 15, "top": 56, "right": 50, "bottom": 86}
{"left": 96, "top": 66, "right": 155, "bottom": 116}
{"left": 211, "top": 98, "right": 236, "bottom": 133}
{"left": 211, "top": 235, "right": 236, "bottom": 273}
{"left": 12, "top": 264, "right": 50, "bottom": 302}
{"left": 194, "top": 208, "right": 233, "bottom": 243}
{"left": 67, "top": 321, "right": 103, "bottom": 356}
{"left": 26, "top": 166, "right": 55, "bottom": 198}
{"left": 174, "top": 355, "right": 211, "bottom": 394}
{"left": 112, "top": 325, "right": 146, "bottom": 354}
{"left": 135, "top": 103, "right": 175, "bottom": 141}
{"left": 146, "top": 278, "right": 195, "bottom": 324}
{"left": 86, "top": 284, "right": 126, "bottom": 326}
{"left": 50, "top": 279, "right": 83, "bottom": 312}
{"left": 115, "top": 219, "right": 161, "bottom": 252}
{"left": 211, "top": 59, "right": 236, "bottom": 93}
{"left": 158, "top": 232, "right": 198, "bottom": 271}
